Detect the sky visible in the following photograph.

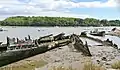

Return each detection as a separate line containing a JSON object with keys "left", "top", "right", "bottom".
{"left": 0, "top": 0, "right": 120, "bottom": 20}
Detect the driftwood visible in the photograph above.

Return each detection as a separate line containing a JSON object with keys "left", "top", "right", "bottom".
{"left": 70, "top": 34, "right": 92, "bottom": 56}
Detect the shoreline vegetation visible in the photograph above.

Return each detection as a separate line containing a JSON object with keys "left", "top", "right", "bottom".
{"left": 0, "top": 16, "right": 120, "bottom": 26}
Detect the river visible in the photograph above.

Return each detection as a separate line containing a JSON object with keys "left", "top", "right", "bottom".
{"left": 0, "top": 26, "right": 120, "bottom": 48}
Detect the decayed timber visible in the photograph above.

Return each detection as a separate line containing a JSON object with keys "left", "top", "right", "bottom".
{"left": 53, "top": 33, "right": 65, "bottom": 41}
{"left": 80, "top": 31, "right": 87, "bottom": 37}
{"left": 0, "top": 36, "right": 71, "bottom": 67}
{"left": 37, "top": 34, "right": 54, "bottom": 44}
{"left": 80, "top": 33, "right": 119, "bottom": 49}
{"left": 104, "top": 39, "right": 118, "bottom": 49}
{"left": 0, "top": 33, "right": 93, "bottom": 67}
{"left": 39, "top": 34, "right": 53, "bottom": 39}
{"left": 106, "top": 28, "right": 120, "bottom": 37}
{"left": 70, "top": 34, "right": 92, "bottom": 56}
{"left": 0, "top": 44, "right": 7, "bottom": 52}
{"left": 37, "top": 33, "right": 70, "bottom": 44}
{"left": 0, "top": 45, "right": 48, "bottom": 67}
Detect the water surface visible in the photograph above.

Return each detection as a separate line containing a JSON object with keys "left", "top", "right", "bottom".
{"left": 0, "top": 26, "right": 120, "bottom": 48}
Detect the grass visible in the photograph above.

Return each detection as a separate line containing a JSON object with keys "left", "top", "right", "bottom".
{"left": 0, "top": 60, "right": 47, "bottom": 70}
{"left": 51, "top": 66, "right": 76, "bottom": 70}
{"left": 111, "top": 60, "right": 120, "bottom": 69}
{"left": 51, "top": 61, "right": 105, "bottom": 70}
{"left": 83, "top": 62, "right": 105, "bottom": 70}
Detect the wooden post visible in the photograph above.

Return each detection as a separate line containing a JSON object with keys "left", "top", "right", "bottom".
{"left": 7, "top": 37, "right": 9, "bottom": 46}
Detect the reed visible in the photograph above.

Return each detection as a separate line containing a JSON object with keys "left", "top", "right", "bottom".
{"left": 111, "top": 60, "right": 120, "bottom": 69}
{"left": 51, "top": 66, "right": 76, "bottom": 70}
{"left": 83, "top": 62, "right": 105, "bottom": 70}
{"left": 0, "top": 60, "right": 47, "bottom": 70}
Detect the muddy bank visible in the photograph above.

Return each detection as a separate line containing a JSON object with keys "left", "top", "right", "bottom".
{"left": 1, "top": 44, "right": 120, "bottom": 70}
{"left": 37, "top": 45, "right": 120, "bottom": 70}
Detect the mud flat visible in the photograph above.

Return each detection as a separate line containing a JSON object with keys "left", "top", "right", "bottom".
{"left": 37, "top": 45, "right": 120, "bottom": 70}
{"left": 1, "top": 44, "right": 120, "bottom": 70}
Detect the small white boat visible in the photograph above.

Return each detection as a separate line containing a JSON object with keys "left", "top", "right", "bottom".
{"left": 0, "top": 28, "right": 3, "bottom": 31}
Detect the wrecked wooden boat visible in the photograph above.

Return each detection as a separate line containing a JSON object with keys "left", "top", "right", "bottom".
{"left": 0, "top": 35, "right": 71, "bottom": 67}
{"left": 80, "top": 33, "right": 119, "bottom": 49}
{"left": 104, "top": 39, "right": 118, "bottom": 49}
{"left": 0, "top": 35, "right": 48, "bottom": 67}
{"left": 107, "top": 28, "right": 120, "bottom": 37}
{"left": 90, "top": 29, "right": 105, "bottom": 36}
{"left": 37, "top": 34, "right": 54, "bottom": 44}
{"left": 70, "top": 34, "right": 92, "bottom": 56}
{"left": 37, "top": 33, "right": 70, "bottom": 44}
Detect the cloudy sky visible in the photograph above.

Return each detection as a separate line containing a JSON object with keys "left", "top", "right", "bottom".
{"left": 0, "top": 0, "right": 119, "bottom": 20}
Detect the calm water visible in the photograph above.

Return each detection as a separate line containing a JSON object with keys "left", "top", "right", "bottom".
{"left": 0, "top": 26, "right": 120, "bottom": 48}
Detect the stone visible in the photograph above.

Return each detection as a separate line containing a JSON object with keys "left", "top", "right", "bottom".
{"left": 96, "top": 60, "right": 100, "bottom": 64}
{"left": 101, "top": 57, "right": 107, "bottom": 61}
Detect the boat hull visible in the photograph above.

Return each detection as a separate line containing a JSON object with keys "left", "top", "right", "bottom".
{"left": 0, "top": 46, "right": 48, "bottom": 67}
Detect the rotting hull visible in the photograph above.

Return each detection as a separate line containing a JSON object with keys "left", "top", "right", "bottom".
{"left": 0, "top": 45, "right": 48, "bottom": 67}
{"left": 0, "top": 39, "right": 71, "bottom": 67}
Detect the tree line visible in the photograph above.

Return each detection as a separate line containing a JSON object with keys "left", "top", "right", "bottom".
{"left": 0, "top": 16, "right": 120, "bottom": 26}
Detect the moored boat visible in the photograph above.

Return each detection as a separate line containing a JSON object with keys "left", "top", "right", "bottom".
{"left": 0, "top": 28, "right": 3, "bottom": 31}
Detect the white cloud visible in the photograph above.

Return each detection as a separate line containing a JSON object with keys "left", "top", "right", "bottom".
{"left": 0, "top": 0, "right": 118, "bottom": 20}
{"left": 29, "top": 0, "right": 117, "bottom": 9}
